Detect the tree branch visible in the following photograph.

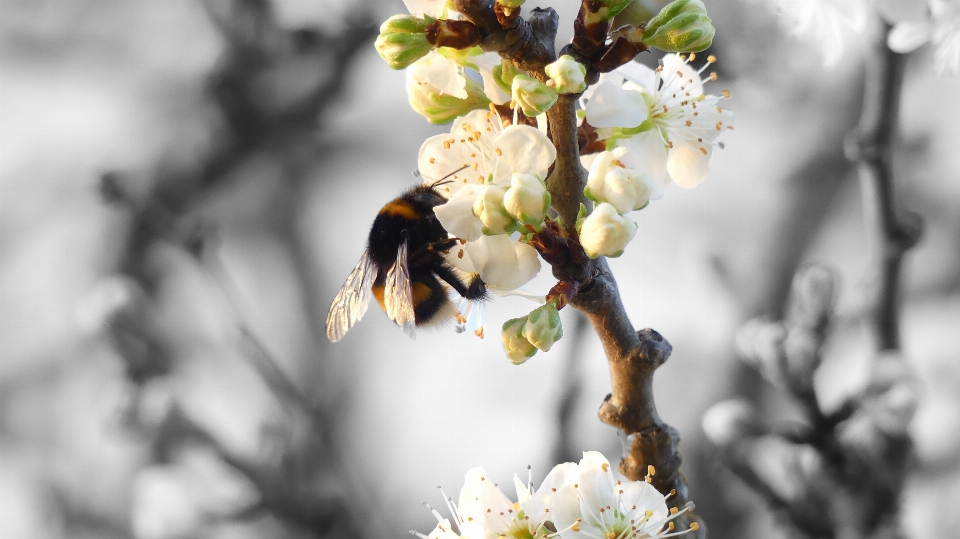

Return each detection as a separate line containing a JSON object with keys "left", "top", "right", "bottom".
{"left": 847, "top": 22, "right": 921, "bottom": 352}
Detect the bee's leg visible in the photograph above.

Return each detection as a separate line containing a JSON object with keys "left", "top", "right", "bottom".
{"left": 430, "top": 238, "right": 460, "bottom": 252}
{"left": 432, "top": 264, "right": 487, "bottom": 300}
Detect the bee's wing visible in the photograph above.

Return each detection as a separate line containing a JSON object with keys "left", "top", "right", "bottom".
{"left": 384, "top": 239, "right": 417, "bottom": 339}
{"left": 325, "top": 251, "right": 378, "bottom": 342}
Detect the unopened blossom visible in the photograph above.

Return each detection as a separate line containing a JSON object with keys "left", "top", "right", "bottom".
{"left": 640, "top": 0, "right": 715, "bottom": 53}
{"left": 511, "top": 74, "right": 559, "bottom": 117}
{"left": 551, "top": 452, "right": 698, "bottom": 539}
{"left": 407, "top": 68, "right": 490, "bottom": 125}
{"left": 375, "top": 15, "right": 433, "bottom": 70}
{"left": 503, "top": 173, "right": 551, "bottom": 226}
{"left": 579, "top": 203, "right": 638, "bottom": 258}
{"left": 502, "top": 316, "right": 538, "bottom": 364}
{"left": 472, "top": 184, "right": 516, "bottom": 235}
{"left": 419, "top": 109, "right": 557, "bottom": 198}
{"left": 767, "top": 0, "right": 868, "bottom": 68}
{"left": 888, "top": 0, "right": 960, "bottom": 74}
{"left": 586, "top": 147, "right": 657, "bottom": 214}
{"left": 545, "top": 55, "right": 587, "bottom": 94}
{"left": 581, "top": 54, "right": 732, "bottom": 189}
{"left": 456, "top": 464, "right": 579, "bottom": 539}
{"left": 523, "top": 302, "right": 563, "bottom": 352}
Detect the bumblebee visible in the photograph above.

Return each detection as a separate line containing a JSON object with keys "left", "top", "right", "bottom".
{"left": 325, "top": 181, "right": 486, "bottom": 342}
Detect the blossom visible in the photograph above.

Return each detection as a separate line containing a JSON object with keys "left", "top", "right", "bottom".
{"left": 579, "top": 203, "right": 638, "bottom": 258}
{"left": 551, "top": 452, "right": 697, "bottom": 539}
{"left": 767, "top": 0, "right": 868, "bottom": 68}
{"left": 447, "top": 235, "right": 540, "bottom": 292}
{"left": 523, "top": 302, "right": 563, "bottom": 352}
{"left": 640, "top": 0, "right": 715, "bottom": 53}
{"left": 545, "top": 55, "right": 587, "bottom": 94}
{"left": 503, "top": 173, "right": 551, "bottom": 226}
{"left": 585, "top": 147, "right": 658, "bottom": 214}
{"left": 580, "top": 54, "right": 732, "bottom": 189}
{"left": 512, "top": 74, "right": 559, "bottom": 117}
{"left": 502, "top": 316, "right": 539, "bottom": 364}
{"left": 457, "top": 464, "right": 580, "bottom": 539}
{"left": 888, "top": 0, "right": 960, "bottom": 74}
{"left": 419, "top": 109, "right": 557, "bottom": 198}
{"left": 375, "top": 15, "right": 434, "bottom": 70}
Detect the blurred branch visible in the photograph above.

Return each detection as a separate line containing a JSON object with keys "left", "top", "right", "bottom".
{"left": 551, "top": 311, "right": 588, "bottom": 465}
{"left": 846, "top": 23, "right": 922, "bottom": 353}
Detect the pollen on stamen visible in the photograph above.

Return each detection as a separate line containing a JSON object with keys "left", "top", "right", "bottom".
{"left": 707, "top": 55, "right": 716, "bottom": 63}
{"left": 722, "top": 89, "right": 731, "bottom": 98}
{"left": 495, "top": 148, "right": 503, "bottom": 156}
{"left": 699, "top": 147, "right": 708, "bottom": 155}
{"left": 685, "top": 120, "right": 692, "bottom": 127}
{"left": 715, "top": 122, "right": 722, "bottom": 131}
{"left": 710, "top": 72, "right": 718, "bottom": 81}
{"left": 690, "top": 523, "right": 700, "bottom": 531}
{"left": 475, "top": 327, "right": 484, "bottom": 338}
{"left": 429, "top": 157, "right": 436, "bottom": 164}
{"left": 648, "top": 465, "right": 656, "bottom": 476}
{"left": 601, "top": 462, "right": 609, "bottom": 472}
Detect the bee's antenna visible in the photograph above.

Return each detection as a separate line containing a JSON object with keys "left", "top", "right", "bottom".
{"left": 411, "top": 169, "right": 422, "bottom": 178}
{"left": 429, "top": 164, "right": 469, "bottom": 188}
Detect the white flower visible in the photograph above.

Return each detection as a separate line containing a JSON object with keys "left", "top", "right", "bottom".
{"left": 888, "top": 0, "right": 960, "bottom": 74}
{"left": 419, "top": 109, "right": 557, "bottom": 199}
{"left": 585, "top": 147, "right": 658, "bottom": 214}
{"left": 502, "top": 316, "right": 539, "bottom": 364}
{"left": 512, "top": 74, "right": 559, "bottom": 117}
{"left": 503, "top": 173, "right": 551, "bottom": 226}
{"left": 457, "top": 464, "right": 579, "bottom": 539}
{"left": 581, "top": 54, "right": 732, "bottom": 189}
{"left": 579, "top": 203, "right": 638, "bottom": 258}
{"left": 448, "top": 235, "right": 540, "bottom": 292}
{"left": 551, "top": 452, "right": 697, "bottom": 539}
{"left": 410, "top": 51, "right": 470, "bottom": 99}
{"left": 768, "top": 0, "right": 869, "bottom": 68}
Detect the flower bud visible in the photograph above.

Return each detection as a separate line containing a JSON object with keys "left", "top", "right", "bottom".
{"left": 585, "top": 147, "right": 652, "bottom": 214}
{"left": 640, "top": 0, "right": 715, "bottom": 53}
{"left": 578, "top": 202, "right": 638, "bottom": 258}
{"left": 375, "top": 15, "right": 433, "bottom": 70}
{"left": 472, "top": 184, "right": 516, "bottom": 235}
{"left": 511, "top": 74, "right": 558, "bottom": 117}
{"left": 701, "top": 399, "right": 762, "bottom": 448}
{"left": 503, "top": 173, "right": 550, "bottom": 227}
{"left": 407, "top": 73, "right": 490, "bottom": 125}
{"left": 544, "top": 55, "right": 587, "bottom": 94}
{"left": 493, "top": 59, "right": 522, "bottom": 95}
{"left": 523, "top": 303, "right": 563, "bottom": 352}
{"left": 502, "top": 316, "right": 538, "bottom": 364}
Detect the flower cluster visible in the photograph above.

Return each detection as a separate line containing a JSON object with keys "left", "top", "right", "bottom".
{"left": 370, "top": 1, "right": 731, "bottom": 360}
{"left": 576, "top": 53, "right": 732, "bottom": 257}
{"left": 412, "top": 452, "right": 698, "bottom": 539}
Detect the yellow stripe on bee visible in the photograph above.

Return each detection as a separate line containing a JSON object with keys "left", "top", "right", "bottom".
{"left": 379, "top": 200, "right": 419, "bottom": 221}
{"left": 372, "top": 285, "right": 386, "bottom": 312}
{"left": 412, "top": 282, "right": 432, "bottom": 307}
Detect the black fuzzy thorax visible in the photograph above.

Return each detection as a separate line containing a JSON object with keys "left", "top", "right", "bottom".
{"left": 366, "top": 185, "right": 447, "bottom": 274}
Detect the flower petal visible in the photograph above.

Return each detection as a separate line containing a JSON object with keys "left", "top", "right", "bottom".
{"left": 435, "top": 184, "right": 484, "bottom": 241}
{"left": 403, "top": 0, "right": 446, "bottom": 19}
{"left": 490, "top": 125, "right": 556, "bottom": 182}
{"left": 617, "top": 131, "right": 669, "bottom": 198}
{"left": 577, "top": 451, "right": 616, "bottom": 525}
{"left": 584, "top": 81, "right": 649, "bottom": 129}
{"left": 888, "top": 20, "right": 933, "bottom": 53}
{"left": 465, "top": 235, "right": 540, "bottom": 291}
{"left": 618, "top": 480, "right": 669, "bottom": 533}
{"left": 667, "top": 138, "right": 711, "bottom": 189}
{"left": 615, "top": 60, "right": 658, "bottom": 93}
{"left": 473, "top": 52, "right": 511, "bottom": 105}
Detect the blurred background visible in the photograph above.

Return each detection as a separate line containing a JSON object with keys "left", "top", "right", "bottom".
{"left": 1, "top": 0, "right": 958, "bottom": 538}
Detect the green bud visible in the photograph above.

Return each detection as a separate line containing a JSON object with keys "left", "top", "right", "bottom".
{"left": 544, "top": 55, "right": 587, "bottom": 95}
{"left": 408, "top": 76, "right": 491, "bottom": 125}
{"left": 524, "top": 303, "right": 563, "bottom": 352}
{"left": 473, "top": 184, "right": 516, "bottom": 235}
{"left": 503, "top": 173, "right": 551, "bottom": 227}
{"left": 493, "top": 60, "right": 522, "bottom": 96}
{"left": 502, "top": 316, "right": 538, "bottom": 364}
{"left": 511, "top": 74, "right": 558, "bottom": 117}
{"left": 641, "top": 0, "right": 714, "bottom": 52}
{"left": 375, "top": 15, "right": 433, "bottom": 70}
